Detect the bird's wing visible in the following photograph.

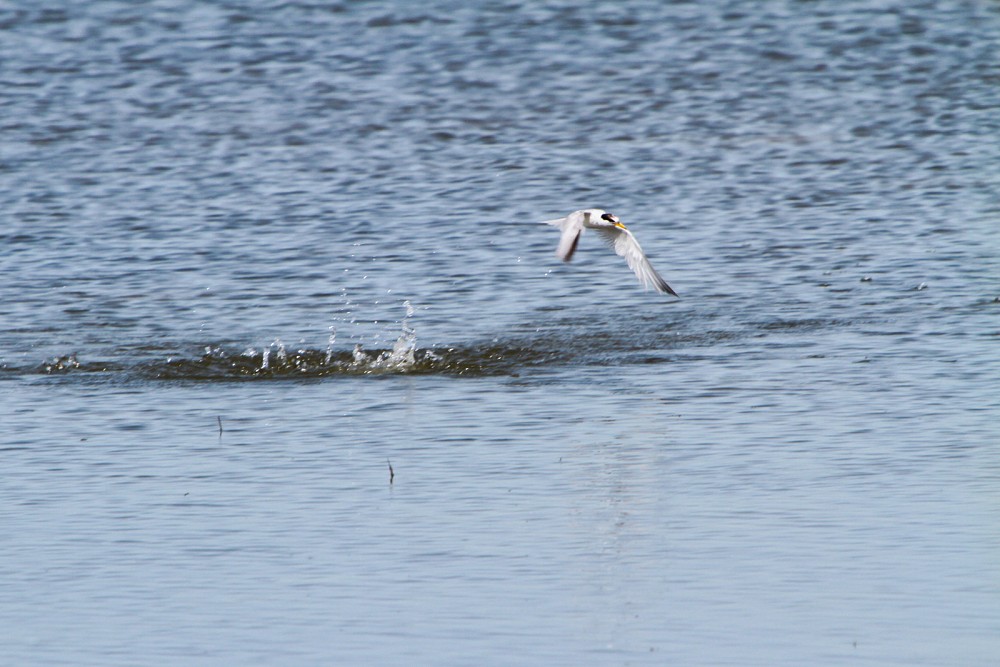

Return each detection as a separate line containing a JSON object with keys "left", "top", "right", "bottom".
{"left": 545, "top": 211, "right": 586, "bottom": 262}
{"left": 596, "top": 227, "right": 678, "bottom": 296}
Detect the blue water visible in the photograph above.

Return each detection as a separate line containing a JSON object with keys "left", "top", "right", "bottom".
{"left": 2, "top": 1, "right": 999, "bottom": 665}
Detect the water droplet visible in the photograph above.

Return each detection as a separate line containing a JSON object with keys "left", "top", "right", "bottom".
{"left": 325, "top": 329, "right": 336, "bottom": 365}
{"left": 352, "top": 344, "right": 367, "bottom": 364}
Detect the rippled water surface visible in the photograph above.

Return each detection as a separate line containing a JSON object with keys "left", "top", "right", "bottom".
{"left": 2, "top": 1, "right": 999, "bottom": 664}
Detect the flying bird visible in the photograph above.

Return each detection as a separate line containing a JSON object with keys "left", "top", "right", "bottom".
{"left": 543, "top": 209, "right": 678, "bottom": 296}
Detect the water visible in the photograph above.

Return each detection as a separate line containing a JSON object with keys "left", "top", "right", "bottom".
{"left": 2, "top": 1, "right": 999, "bottom": 664}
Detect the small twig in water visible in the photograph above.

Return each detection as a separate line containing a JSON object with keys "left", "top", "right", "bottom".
{"left": 387, "top": 458, "right": 394, "bottom": 485}
{"left": 217, "top": 416, "right": 223, "bottom": 436}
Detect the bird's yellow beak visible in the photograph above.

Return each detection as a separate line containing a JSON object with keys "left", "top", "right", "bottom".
{"left": 614, "top": 221, "right": 628, "bottom": 230}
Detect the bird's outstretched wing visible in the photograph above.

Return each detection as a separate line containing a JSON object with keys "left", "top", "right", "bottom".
{"left": 543, "top": 210, "right": 587, "bottom": 262}
{"left": 597, "top": 227, "right": 678, "bottom": 296}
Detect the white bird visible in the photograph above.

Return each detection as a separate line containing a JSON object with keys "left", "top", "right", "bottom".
{"left": 543, "top": 208, "right": 678, "bottom": 296}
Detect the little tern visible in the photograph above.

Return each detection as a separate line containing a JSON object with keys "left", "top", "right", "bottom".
{"left": 543, "top": 209, "right": 678, "bottom": 296}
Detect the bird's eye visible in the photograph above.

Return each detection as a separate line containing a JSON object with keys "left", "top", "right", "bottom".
{"left": 601, "top": 213, "right": 615, "bottom": 222}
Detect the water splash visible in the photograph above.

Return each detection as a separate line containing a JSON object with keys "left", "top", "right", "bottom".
{"left": 389, "top": 299, "right": 417, "bottom": 364}
{"left": 324, "top": 328, "right": 336, "bottom": 365}
{"left": 43, "top": 354, "right": 81, "bottom": 373}
{"left": 344, "top": 300, "right": 418, "bottom": 372}
{"left": 36, "top": 353, "right": 121, "bottom": 375}
{"left": 7, "top": 302, "right": 881, "bottom": 384}
{"left": 155, "top": 301, "right": 431, "bottom": 379}
{"left": 260, "top": 338, "right": 289, "bottom": 371}
{"left": 351, "top": 343, "right": 367, "bottom": 365}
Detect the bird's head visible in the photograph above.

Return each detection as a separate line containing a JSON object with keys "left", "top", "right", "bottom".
{"left": 600, "top": 211, "right": 627, "bottom": 230}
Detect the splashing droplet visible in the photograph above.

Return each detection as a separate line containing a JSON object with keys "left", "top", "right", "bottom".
{"left": 352, "top": 344, "right": 368, "bottom": 365}
{"left": 325, "top": 328, "right": 336, "bottom": 365}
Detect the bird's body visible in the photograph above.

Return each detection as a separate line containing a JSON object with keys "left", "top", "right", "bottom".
{"left": 543, "top": 208, "right": 678, "bottom": 296}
